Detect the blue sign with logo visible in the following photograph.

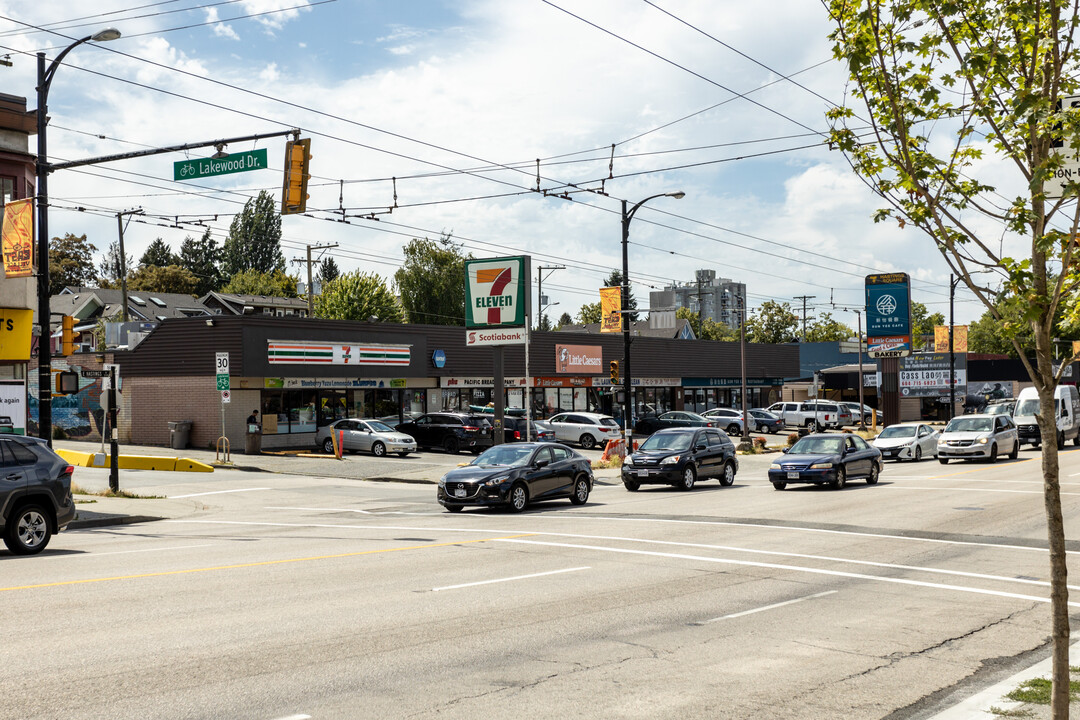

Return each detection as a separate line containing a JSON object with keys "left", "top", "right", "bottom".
{"left": 432, "top": 349, "right": 446, "bottom": 368}
{"left": 865, "top": 273, "right": 911, "bottom": 337}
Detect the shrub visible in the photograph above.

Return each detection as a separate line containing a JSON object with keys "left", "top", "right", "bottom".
{"left": 52, "top": 426, "right": 66, "bottom": 440}
{"left": 787, "top": 432, "right": 799, "bottom": 446}
{"left": 754, "top": 436, "right": 767, "bottom": 449}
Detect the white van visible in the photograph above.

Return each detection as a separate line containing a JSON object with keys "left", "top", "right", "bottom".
{"left": 1013, "top": 385, "right": 1080, "bottom": 448}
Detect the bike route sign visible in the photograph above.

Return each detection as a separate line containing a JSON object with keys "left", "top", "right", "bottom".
{"left": 174, "top": 149, "right": 268, "bottom": 181}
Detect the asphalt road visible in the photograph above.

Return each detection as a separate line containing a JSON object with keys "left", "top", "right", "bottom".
{"left": 3, "top": 444, "right": 1079, "bottom": 720}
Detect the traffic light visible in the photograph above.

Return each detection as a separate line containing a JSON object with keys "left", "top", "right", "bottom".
{"left": 281, "top": 137, "right": 311, "bottom": 215}
{"left": 609, "top": 360, "right": 619, "bottom": 383}
{"left": 61, "top": 315, "right": 75, "bottom": 356}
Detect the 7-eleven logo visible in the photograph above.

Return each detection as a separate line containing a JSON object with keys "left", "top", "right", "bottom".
{"left": 473, "top": 265, "right": 516, "bottom": 324}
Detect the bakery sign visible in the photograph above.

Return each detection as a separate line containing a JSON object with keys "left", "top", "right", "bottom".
{"left": 555, "top": 344, "right": 603, "bottom": 374}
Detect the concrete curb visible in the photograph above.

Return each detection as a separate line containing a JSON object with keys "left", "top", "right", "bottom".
{"left": 69, "top": 514, "right": 164, "bottom": 530}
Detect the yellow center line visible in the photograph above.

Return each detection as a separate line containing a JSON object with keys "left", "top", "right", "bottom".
{"left": 0, "top": 533, "right": 537, "bottom": 593}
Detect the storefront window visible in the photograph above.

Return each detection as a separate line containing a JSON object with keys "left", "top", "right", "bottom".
{"left": 262, "top": 391, "right": 284, "bottom": 435}
{"left": 441, "top": 389, "right": 461, "bottom": 411}
{"left": 408, "top": 390, "right": 426, "bottom": 415}
{"left": 469, "top": 388, "right": 492, "bottom": 409}
{"left": 558, "top": 388, "right": 573, "bottom": 412}
{"left": 373, "top": 389, "right": 398, "bottom": 418}
{"left": 287, "top": 389, "right": 317, "bottom": 433}
{"left": 544, "top": 389, "right": 559, "bottom": 416}
{"left": 350, "top": 389, "right": 374, "bottom": 418}
{"left": 506, "top": 388, "right": 524, "bottom": 410}
{"left": 319, "top": 390, "right": 347, "bottom": 426}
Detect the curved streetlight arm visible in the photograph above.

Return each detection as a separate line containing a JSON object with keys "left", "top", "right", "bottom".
{"left": 39, "top": 35, "right": 94, "bottom": 100}
{"left": 625, "top": 191, "right": 685, "bottom": 225}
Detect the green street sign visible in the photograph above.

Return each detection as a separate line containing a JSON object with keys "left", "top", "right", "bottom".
{"left": 174, "top": 149, "right": 268, "bottom": 181}
{"left": 216, "top": 375, "right": 230, "bottom": 391}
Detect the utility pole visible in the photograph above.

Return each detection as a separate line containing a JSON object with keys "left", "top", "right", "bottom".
{"left": 793, "top": 295, "right": 816, "bottom": 342}
{"left": 115, "top": 208, "right": 143, "bottom": 323}
{"left": 292, "top": 242, "right": 338, "bottom": 317}
{"left": 537, "top": 265, "right": 564, "bottom": 329}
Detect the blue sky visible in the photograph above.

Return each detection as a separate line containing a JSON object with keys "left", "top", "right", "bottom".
{"left": 0, "top": 0, "right": 998, "bottom": 326}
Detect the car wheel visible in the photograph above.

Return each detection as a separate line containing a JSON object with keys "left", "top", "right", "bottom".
{"left": 679, "top": 465, "right": 697, "bottom": 491}
{"left": 579, "top": 434, "right": 596, "bottom": 450}
{"left": 371, "top": 442, "right": 386, "bottom": 457}
{"left": 4, "top": 503, "right": 51, "bottom": 555}
{"left": 938, "top": 457, "right": 949, "bottom": 465}
{"left": 914, "top": 446, "right": 922, "bottom": 462}
{"left": 720, "top": 461, "right": 735, "bottom": 486}
{"left": 1074, "top": 433, "right": 1080, "bottom": 447}
{"left": 444, "top": 504, "right": 463, "bottom": 513}
{"left": 1058, "top": 432, "right": 1065, "bottom": 450}
{"left": 988, "top": 444, "right": 998, "bottom": 463}
{"left": 832, "top": 466, "right": 846, "bottom": 489}
{"left": 507, "top": 483, "right": 528, "bottom": 513}
{"left": 570, "top": 476, "right": 590, "bottom": 505}
{"left": 322, "top": 438, "right": 335, "bottom": 454}
{"left": 727, "top": 423, "right": 741, "bottom": 436}
{"left": 806, "top": 420, "right": 818, "bottom": 433}
{"left": 866, "top": 463, "right": 880, "bottom": 485}
{"left": 623, "top": 480, "right": 640, "bottom": 492}
{"left": 1009, "top": 440, "right": 1019, "bottom": 460}
{"left": 443, "top": 436, "right": 460, "bottom": 454}
{"left": 772, "top": 481, "right": 786, "bottom": 490}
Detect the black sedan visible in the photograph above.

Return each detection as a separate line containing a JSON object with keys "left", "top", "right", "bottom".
{"left": 437, "top": 442, "right": 593, "bottom": 513}
{"left": 634, "top": 411, "right": 718, "bottom": 436}
{"left": 621, "top": 427, "right": 738, "bottom": 491}
{"left": 767, "top": 433, "right": 881, "bottom": 490}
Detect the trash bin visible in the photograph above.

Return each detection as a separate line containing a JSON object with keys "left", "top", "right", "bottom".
{"left": 245, "top": 423, "right": 262, "bottom": 455}
{"left": 168, "top": 420, "right": 192, "bottom": 449}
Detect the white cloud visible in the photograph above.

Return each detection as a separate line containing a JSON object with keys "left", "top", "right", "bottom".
{"left": 259, "top": 62, "right": 280, "bottom": 82}
{"left": 205, "top": 8, "right": 241, "bottom": 41}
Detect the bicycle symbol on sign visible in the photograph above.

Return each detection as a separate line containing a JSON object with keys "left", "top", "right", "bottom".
{"left": 178, "top": 162, "right": 196, "bottom": 178}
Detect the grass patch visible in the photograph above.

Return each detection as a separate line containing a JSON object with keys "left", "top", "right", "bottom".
{"left": 71, "top": 483, "right": 163, "bottom": 500}
{"left": 988, "top": 706, "right": 1034, "bottom": 717}
{"left": 1005, "top": 677, "right": 1080, "bottom": 705}
{"left": 591, "top": 456, "right": 623, "bottom": 469}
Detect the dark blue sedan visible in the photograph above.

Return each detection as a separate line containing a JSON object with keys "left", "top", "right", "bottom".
{"left": 767, "top": 433, "right": 882, "bottom": 490}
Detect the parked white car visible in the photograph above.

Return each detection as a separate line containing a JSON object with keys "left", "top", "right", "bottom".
{"left": 872, "top": 422, "right": 939, "bottom": 461}
{"left": 937, "top": 414, "right": 1019, "bottom": 464}
{"left": 546, "top": 412, "right": 622, "bottom": 450}
{"left": 701, "top": 408, "right": 746, "bottom": 435}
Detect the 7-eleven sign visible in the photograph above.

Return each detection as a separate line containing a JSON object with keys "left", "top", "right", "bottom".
{"left": 465, "top": 256, "right": 531, "bottom": 328}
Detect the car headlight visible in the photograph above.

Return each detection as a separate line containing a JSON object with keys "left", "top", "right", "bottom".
{"left": 625, "top": 454, "right": 634, "bottom": 465}
{"left": 977, "top": 437, "right": 989, "bottom": 444}
{"left": 769, "top": 463, "right": 782, "bottom": 470}
{"left": 660, "top": 455, "right": 681, "bottom": 465}
{"left": 484, "top": 475, "right": 510, "bottom": 486}
{"left": 438, "top": 476, "right": 447, "bottom": 487}
{"left": 810, "top": 462, "right": 833, "bottom": 469}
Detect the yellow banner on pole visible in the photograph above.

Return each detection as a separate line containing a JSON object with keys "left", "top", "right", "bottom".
{"left": 934, "top": 325, "right": 968, "bottom": 353}
{"left": 600, "top": 286, "right": 621, "bottom": 333}
{"left": 1, "top": 198, "right": 33, "bottom": 278}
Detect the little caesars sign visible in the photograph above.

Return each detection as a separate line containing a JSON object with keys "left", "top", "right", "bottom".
{"left": 464, "top": 256, "right": 531, "bottom": 345}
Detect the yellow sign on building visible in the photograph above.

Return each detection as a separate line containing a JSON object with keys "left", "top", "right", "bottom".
{"left": 600, "top": 286, "right": 621, "bottom": 333}
{"left": 934, "top": 325, "right": 968, "bottom": 353}
{"left": 0, "top": 308, "right": 32, "bottom": 360}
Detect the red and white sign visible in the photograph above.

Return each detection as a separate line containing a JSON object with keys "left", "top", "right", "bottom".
{"left": 221, "top": 389, "right": 231, "bottom": 403}
{"left": 555, "top": 344, "right": 603, "bottom": 374}
{"left": 465, "top": 328, "right": 527, "bottom": 346}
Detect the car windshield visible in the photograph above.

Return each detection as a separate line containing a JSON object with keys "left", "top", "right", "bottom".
{"left": 1014, "top": 399, "right": 1040, "bottom": 416}
{"left": 945, "top": 417, "right": 993, "bottom": 433}
{"left": 639, "top": 433, "right": 693, "bottom": 452}
{"left": 471, "top": 445, "right": 535, "bottom": 467}
{"left": 878, "top": 426, "right": 916, "bottom": 439}
{"left": 789, "top": 437, "right": 843, "bottom": 455}
{"left": 985, "top": 404, "right": 1012, "bottom": 415}
{"left": 367, "top": 420, "right": 393, "bottom": 433}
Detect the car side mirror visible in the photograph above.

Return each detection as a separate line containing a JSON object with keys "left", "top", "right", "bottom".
{"left": 534, "top": 459, "right": 549, "bottom": 468}
{"left": 696, "top": 443, "right": 707, "bottom": 451}
{"left": 782, "top": 447, "right": 789, "bottom": 453}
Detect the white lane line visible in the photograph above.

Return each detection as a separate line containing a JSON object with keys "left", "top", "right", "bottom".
{"left": 270, "top": 715, "right": 311, "bottom": 720}
{"left": 497, "top": 538, "right": 1080, "bottom": 607}
{"left": 266, "top": 505, "right": 372, "bottom": 514}
{"left": 165, "top": 520, "right": 1080, "bottom": 589}
{"left": 693, "top": 590, "right": 837, "bottom": 625}
{"left": 881, "top": 486, "right": 1080, "bottom": 496}
{"left": 431, "top": 566, "right": 590, "bottom": 592}
{"left": 170, "top": 488, "right": 270, "bottom": 499}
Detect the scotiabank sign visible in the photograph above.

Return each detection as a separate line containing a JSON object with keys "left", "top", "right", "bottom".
{"left": 465, "top": 328, "right": 527, "bottom": 346}
{"left": 555, "top": 344, "right": 602, "bottom": 374}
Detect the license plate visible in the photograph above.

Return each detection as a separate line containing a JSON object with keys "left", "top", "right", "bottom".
{"left": 454, "top": 488, "right": 466, "bottom": 498}
{"left": 787, "top": 471, "right": 799, "bottom": 479}
{"left": 637, "top": 470, "right": 648, "bottom": 477}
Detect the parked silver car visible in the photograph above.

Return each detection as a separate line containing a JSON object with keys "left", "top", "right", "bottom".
{"left": 315, "top": 418, "right": 417, "bottom": 457}
{"left": 872, "top": 422, "right": 939, "bottom": 461}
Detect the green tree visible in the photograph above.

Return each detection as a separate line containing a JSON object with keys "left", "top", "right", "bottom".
{"left": 97, "top": 240, "right": 133, "bottom": 290}
{"left": 744, "top": 301, "right": 799, "bottom": 344}
{"left": 804, "top": 312, "right": 855, "bottom": 343}
{"left": 536, "top": 313, "right": 552, "bottom": 331}
{"left": 49, "top": 233, "right": 97, "bottom": 294}
{"left": 220, "top": 269, "right": 299, "bottom": 298}
{"left": 314, "top": 270, "right": 403, "bottom": 322}
{"left": 126, "top": 264, "right": 200, "bottom": 295}
{"left": 603, "top": 270, "right": 638, "bottom": 322}
{"left": 220, "top": 190, "right": 284, "bottom": 278}
{"left": 575, "top": 302, "right": 602, "bottom": 325}
{"left": 675, "top": 307, "right": 739, "bottom": 341}
{"left": 555, "top": 311, "right": 573, "bottom": 330}
{"left": 178, "top": 230, "right": 223, "bottom": 297}
{"left": 318, "top": 256, "right": 341, "bottom": 284}
{"left": 139, "top": 238, "right": 178, "bottom": 269}
{"left": 393, "top": 236, "right": 470, "bottom": 325}
{"left": 827, "top": 1, "right": 1080, "bottom": 707}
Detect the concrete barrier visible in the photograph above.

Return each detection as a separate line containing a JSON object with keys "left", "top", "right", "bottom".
{"left": 56, "top": 448, "right": 213, "bottom": 473}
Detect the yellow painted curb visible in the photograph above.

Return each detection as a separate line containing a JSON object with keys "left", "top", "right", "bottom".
{"left": 56, "top": 449, "right": 94, "bottom": 467}
{"left": 58, "top": 450, "right": 214, "bottom": 473}
{"left": 175, "top": 458, "right": 214, "bottom": 473}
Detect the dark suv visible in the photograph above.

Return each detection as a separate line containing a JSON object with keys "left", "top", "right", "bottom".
{"left": 621, "top": 427, "right": 738, "bottom": 491}
{"left": 398, "top": 413, "right": 495, "bottom": 454}
{"left": 1, "top": 436, "right": 76, "bottom": 555}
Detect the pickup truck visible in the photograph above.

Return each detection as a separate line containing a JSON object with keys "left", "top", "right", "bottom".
{"left": 766, "top": 401, "right": 852, "bottom": 432}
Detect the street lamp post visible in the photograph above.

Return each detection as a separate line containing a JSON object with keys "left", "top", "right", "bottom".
{"left": 35, "top": 28, "right": 121, "bottom": 446}
{"left": 621, "top": 191, "right": 684, "bottom": 449}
